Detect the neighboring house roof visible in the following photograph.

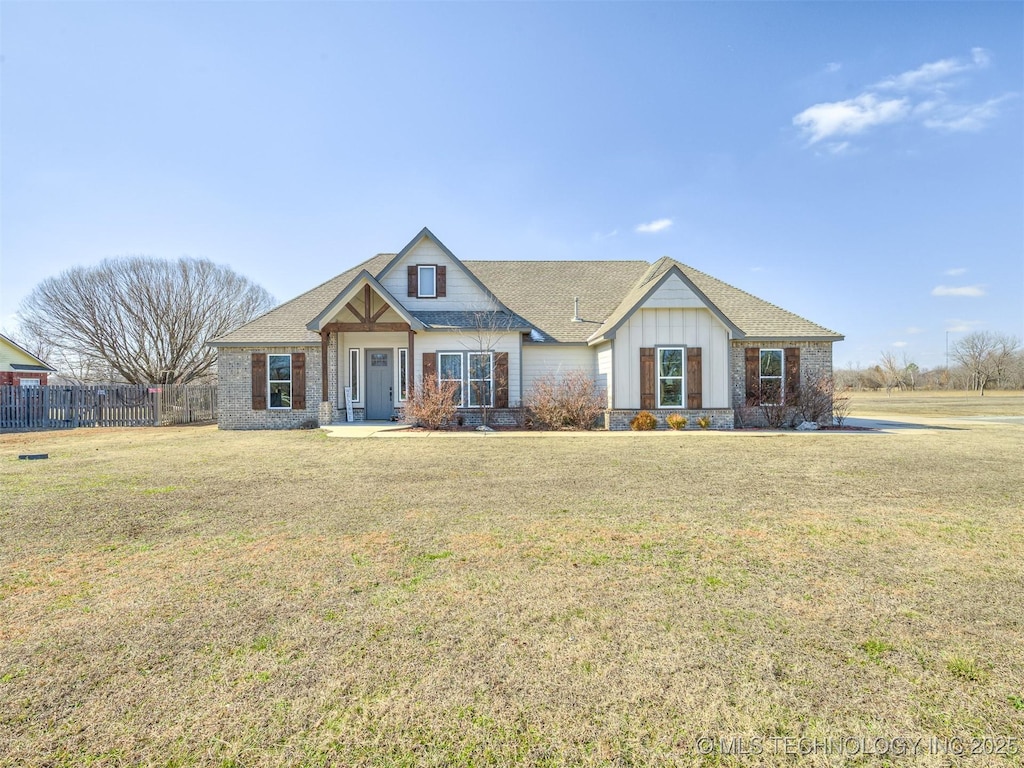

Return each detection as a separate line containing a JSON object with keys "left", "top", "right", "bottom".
{"left": 0, "top": 333, "right": 56, "bottom": 372}
{"left": 210, "top": 237, "right": 842, "bottom": 347}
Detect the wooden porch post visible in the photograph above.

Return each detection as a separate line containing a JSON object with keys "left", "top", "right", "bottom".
{"left": 320, "top": 330, "right": 329, "bottom": 402}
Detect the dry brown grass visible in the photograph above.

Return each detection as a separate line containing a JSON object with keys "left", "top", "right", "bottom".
{"left": 850, "top": 389, "right": 1024, "bottom": 418}
{"left": 2, "top": 413, "right": 1023, "bottom": 766}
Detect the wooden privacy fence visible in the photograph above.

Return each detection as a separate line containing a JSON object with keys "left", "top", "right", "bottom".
{"left": 0, "top": 384, "right": 218, "bottom": 431}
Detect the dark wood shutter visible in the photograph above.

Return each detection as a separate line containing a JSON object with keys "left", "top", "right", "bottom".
{"left": 292, "top": 352, "right": 306, "bottom": 410}
{"left": 640, "top": 347, "right": 655, "bottom": 409}
{"left": 407, "top": 265, "right": 417, "bottom": 297}
{"left": 784, "top": 347, "right": 800, "bottom": 403}
{"left": 252, "top": 353, "right": 267, "bottom": 410}
{"left": 422, "top": 352, "right": 437, "bottom": 383}
{"left": 686, "top": 347, "right": 702, "bottom": 409}
{"left": 436, "top": 266, "right": 447, "bottom": 297}
{"left": 744, "top": 347, "right": 760, "bottom": 405}
{"left": 494, "top": 352, "right": 509, "bottom": 408}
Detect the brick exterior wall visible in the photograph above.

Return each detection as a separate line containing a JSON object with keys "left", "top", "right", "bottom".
{"left": 0, "top": 372, "right": 49, "bottom": 386}
{"left": 604, "top": 408, "right": 734, "bottom": 430}
{"left": 729, "top": 340, "right": 834, "bottom": 427}
{"left": 217, "top": 346, "right": 321, "bottom": 430}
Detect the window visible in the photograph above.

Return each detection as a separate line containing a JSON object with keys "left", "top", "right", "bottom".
{"left": 19, "top": 378, "right": 41, "bottom": 388}
{"left": 398, "top": 348, "right": 408, "bottom": 401}
{"left": 418, "top": 265, "right": 437, "bottom": 298}
{"left": 349, "top": 348, "right": 360, "bottom": 402}
{"left": 268, "top": 354, "right": 292, "bottom": 409}
{"left": 468, "top": 352, "right": 493, "bottom": 407}
{"left": 438, "top": 352, "right": 463, "bottom": 406}
{"left": 760, "top": 349, "right": 783, "bottom": 404}
{"left": 657, "top": 348, "right": 684, "bottom": 407}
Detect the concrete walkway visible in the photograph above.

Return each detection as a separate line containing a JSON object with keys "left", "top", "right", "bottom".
{"left": 319, "top": 421, "right": 413, "bottom": 438}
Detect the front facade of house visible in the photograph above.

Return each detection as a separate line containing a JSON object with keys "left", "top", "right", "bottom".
{"left": 211, "top": 228, "right": 843, "bottom": 430}
{"left": 0, "top": 334, "right": 55, "bottom": 387}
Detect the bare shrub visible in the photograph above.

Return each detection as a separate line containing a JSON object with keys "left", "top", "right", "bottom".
{"left": 404, "top": 378, "right": 459, "bottom": 430}
{"left": 833, "top": 390, "right": 852, "bottom": 427}
{"left": 666, "top": 413, "right": 687, "bottom": 430}
{"left": 759, "top": 387, "right": 796, "bottom": 429}
{"left": 526, "top": 371, "right": 604, "bottom": 430}
{"left": 795, "top": 371, "right": 834, "bottom": 424}
{"left": 630, "top": 411, "right": 657, "bottom": 431}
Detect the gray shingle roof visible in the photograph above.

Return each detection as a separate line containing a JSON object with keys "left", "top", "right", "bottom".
{"left": 411, "top": 310, "right": 533, "bottom": 331}
{"left": 210, "top": 253, "right": 396, "bottom": 345}
{"left": 211, "top": 250, "right": 842, "bottom": 346}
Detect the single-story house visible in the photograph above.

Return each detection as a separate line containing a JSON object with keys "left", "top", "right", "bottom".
{"left": 210, "top": 228, "right": 843, "bottom": 430}
{"left": 0, "top": 334, "right": 56, "bottom": 387}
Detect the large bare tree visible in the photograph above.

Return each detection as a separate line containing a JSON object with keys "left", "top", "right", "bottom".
{"left": 950, "top": 331, "right": 1021, "bottom": 395}
{"left": 18, "top": 256, "right": 274, "bottom": 384}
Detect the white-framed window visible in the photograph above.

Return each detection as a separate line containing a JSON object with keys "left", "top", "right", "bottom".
{"left": 349, "top": 348, "right": 360, "bottom": 402}
{"left": 468, "top": 352, "right": 493, "bottom": 407}
{"left": 657, "top": 347, "right": 684, "bottom": 408}
{"left": 19, "top": 377, "right": 41, "bottom": 388}
{"left": 398, "top": 348, "right": 408, "bottom": 402}
{"left": 418, "top": 265, "right": 437, "bottom": 298}
{"left": 268, "top": 354, "right": 292, "bottom": 409}
{"left": 438, "top": 352, "right": 463, "bottom": 406}
{"left": 760, "top": 349, "right": 783, "bottom": 405}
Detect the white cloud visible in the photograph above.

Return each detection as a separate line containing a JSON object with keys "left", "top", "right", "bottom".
{"left": 905, "top": 326, "right": 925, "bottom": 335}
{"left": 635, "top": 218, "right": 673, "bottom": 234}
{"left": 922, "top": 94, "right": 1014, "bottom": 132}
{"left": 932, "top": 285, "right": 986, "bottom": 297}
{"left": 825, "top": 62, "right": 842, "bottom": 74}
{"left": 892, "top": 341, "right": 909, "bottom": 348}
{"left": 946, "top": 319, "right": 982, "bottom": 333}
{"left": 874, "top": 49, "right": 988, "bottom": 91}
{"left": 592, "top": 229, "right": 618, "bottom": 242}
{"left": 794, "top": 48, "right": 1008, "bottom": 147}
{"left": 944, "top": 267, "right": 967, "bottom": 276}
{"left": 793, "top": 94, "right": 909, "bottom": 144}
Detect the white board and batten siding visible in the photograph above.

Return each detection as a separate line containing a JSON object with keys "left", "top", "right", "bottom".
{"left": 521, "top": 345, "right": 600, "bottom": 402}
{"left": 613, "top": 273, "right": 731, "bottom": 408}
{"left": 415, "top": 331, "right": 523, "bottom": 406}
{"left": 595, "top": 342, "right": 613, "bottom": 409}
{"left": 378, "top": 237, "right": 494, "bottom": 312}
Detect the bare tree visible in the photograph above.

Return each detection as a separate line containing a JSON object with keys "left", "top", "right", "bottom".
{"left": 459, "top": 305, "right": 516, "bottom": 429}
{"left": 18, "top": 256, "right": 274, "bottom": 385}
{"left": 878, "top": 351, "right": 907, "bottom": 395}
{"left": 950, "top": 331, "right": 1022, "bottom": 395}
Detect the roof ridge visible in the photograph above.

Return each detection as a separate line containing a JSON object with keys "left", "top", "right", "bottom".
{"left": 464, "top": 259, "right": 650, "bottom": 264}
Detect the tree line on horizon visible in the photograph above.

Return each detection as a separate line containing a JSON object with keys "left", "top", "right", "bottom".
{"left": 836, "top": 332, "right": 1024, "bottom": 395}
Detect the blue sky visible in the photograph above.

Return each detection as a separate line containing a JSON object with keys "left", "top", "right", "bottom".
{"left": 2, "top": 1, "right": 1021, "bottom": 369}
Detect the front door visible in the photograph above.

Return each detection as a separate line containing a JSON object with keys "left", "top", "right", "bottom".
{"left": 365, "top": 348, "right": 393, "bottom": 420}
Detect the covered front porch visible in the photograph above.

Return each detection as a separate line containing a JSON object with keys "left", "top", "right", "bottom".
{"left": 308, "top": 277, "right": 419, "bottom": 425}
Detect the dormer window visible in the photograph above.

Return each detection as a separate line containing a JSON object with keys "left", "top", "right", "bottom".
{"left": 418, "top": 265, "right": 436, "bottom": 298}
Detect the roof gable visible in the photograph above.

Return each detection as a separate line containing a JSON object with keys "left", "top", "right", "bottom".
{"left": 374, "top": 227, "right": 518, "bottom": 316}
{"left": 588, "top": 260, "right": 742, "bottom": 344}
{"left": 0, "top": 333, "right": 55, "bottom": 371}
{"left": 306, "top": 271, "right": 423, "bottom": 332}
